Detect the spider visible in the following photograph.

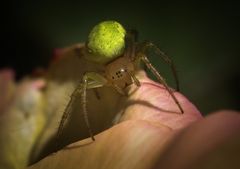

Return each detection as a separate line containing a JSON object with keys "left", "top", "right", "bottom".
{"left": 56, "top": 20, "right": 184, "bottom": 142}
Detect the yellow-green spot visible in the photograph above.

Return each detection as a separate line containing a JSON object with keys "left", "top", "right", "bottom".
{"left": 86, "top": 21, "right": 126, "bottom": 64}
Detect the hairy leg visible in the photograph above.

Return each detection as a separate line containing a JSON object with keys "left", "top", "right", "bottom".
{"left": 56, "top": 72, "right": 107, "bottom": 143}
{"left": 140, "top": 55, "right": 184, "bottom": 114}
{"left": 139, "top": 41, "right": 180, "bottom": 91}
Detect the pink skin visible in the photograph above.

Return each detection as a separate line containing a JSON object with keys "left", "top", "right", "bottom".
{"left": 121, "top": 72, "right": 202, "bottom": 130}
{"left": 156, "top": 110, "right": 240, "bottom": 169}
{"left": 1, "top": 66, "right": 239, "bottom": 168}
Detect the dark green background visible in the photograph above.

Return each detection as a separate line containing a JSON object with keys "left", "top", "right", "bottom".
{"left": 3, "top": 1, "right": 240, "bottom": 114}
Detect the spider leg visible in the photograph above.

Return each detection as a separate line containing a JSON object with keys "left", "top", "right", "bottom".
{"left": 81, "top": 72, "right": 107, "bottom": 140}
{"left": 56, "top": 72, "right": 107, "bottom": 143}
{"left": 139, "top": 41, "right": 180, "bottom": 91}
{"left": 140, "top": 55, "right": 184, "bottom": 114}
{"left": 56, "top": 85, "right": 81, "bottom": 145}
{"left": 124, "top": 31, "right": 141, "bottom": 87}
{"left": 113, "top": 84, "right": 127, "bottom": 95}
{"left": 125, "top": 30, "right": 137, "bottom": 61}
{"left": 124, "top": 31, "right": 183, "bottom": 113}
{"left": 128, "top": 71, "right": 141, "bottom": 87}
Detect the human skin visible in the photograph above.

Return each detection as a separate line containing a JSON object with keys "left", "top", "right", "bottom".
{"left": 1, "top": 43, "right": 239, "bottom": 169}
{"left": 28, "top": 70, "right": 240, "bottom": 169}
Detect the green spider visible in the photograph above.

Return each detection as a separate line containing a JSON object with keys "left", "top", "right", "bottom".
{"left": 57, "top": 20, "right": 184, "bottom": 141}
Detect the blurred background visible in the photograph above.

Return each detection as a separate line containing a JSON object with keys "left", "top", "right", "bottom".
{"left": 2, "top": 0, "right": 240, "bottom": 115}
